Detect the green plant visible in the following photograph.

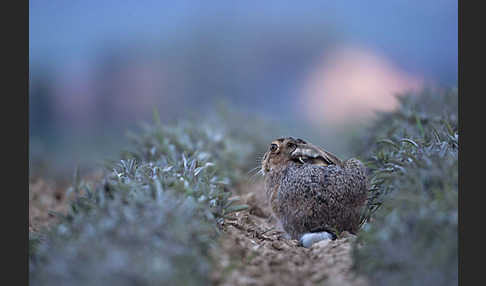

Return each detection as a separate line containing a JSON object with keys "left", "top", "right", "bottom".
{"left": 29, "top": 108, "right": 272, "bottom": 286}
{"left": 352, "top": 88, "right": 458, "bottom": 286}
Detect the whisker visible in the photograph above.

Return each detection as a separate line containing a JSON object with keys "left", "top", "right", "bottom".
{"left": 246, "top": 152, "right": 266, "bottom": 183}
{"left": 256, "top": 150, "right": 266, "bottom": 156}
{"left": 247, "top": 166, "right": 261, "bottom": 175}
{"left": 247, "top": 167, "right": 262, "bottom": 180}
{"left": 248, "top": 167, "right": 264, "bottom": 183}
{"left": 248, "top": 173, "right": 259, "bottom": 183}
{"left": 255, "top": 152, "right": 266, "bottom": 160}
{"left": 257, "top": 169, "right": 264, "bottom": 177}
{"left": 255, "top": 154, "right": 266, "bottom": 164}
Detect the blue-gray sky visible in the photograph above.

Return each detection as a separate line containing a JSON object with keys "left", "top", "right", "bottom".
{"left": 30, "top": 0, "right": 457, "bottom": 83}
{"left": 29, "top": 0, "right": 458, "bottom": 175}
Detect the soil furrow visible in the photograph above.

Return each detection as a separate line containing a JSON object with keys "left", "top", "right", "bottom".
{"left": 212, "top": 181, "right": 368, "bottom": 286}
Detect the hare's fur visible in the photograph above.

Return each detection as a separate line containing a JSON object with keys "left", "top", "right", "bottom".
{"left": 262, "top": 137, "right": 368, "bottom": 245}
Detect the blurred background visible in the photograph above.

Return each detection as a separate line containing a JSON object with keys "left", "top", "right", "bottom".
{"left": 29, "top": 0, "right": 457, "bottom": 179}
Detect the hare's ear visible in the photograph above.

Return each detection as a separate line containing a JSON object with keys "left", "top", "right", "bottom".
{"left": 316, "top": 149, "right": 343, "bottom": 167}
{"left": 291, "top": 143, "right": 343, "bottom": 167}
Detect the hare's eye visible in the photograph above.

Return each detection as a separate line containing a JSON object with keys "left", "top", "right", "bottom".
{"left": 270, "top": 144, "right": 278, "bottom": 152}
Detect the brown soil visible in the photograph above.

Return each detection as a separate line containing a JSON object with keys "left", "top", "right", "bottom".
{"left": 29, "top": 172, "right": 367, "bottom": 286}
{"left": 29, "top": 178, "right": 71, "bottom": 232}
{"left": 29, "top": 171, "right": 103, "bottom": 232}
{"left": 211, "top": 180, "right": 368, "bottom": 286}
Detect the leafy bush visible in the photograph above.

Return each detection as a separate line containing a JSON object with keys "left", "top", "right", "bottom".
{"left": 29, "top": 109, "right": 271, "bottom": 286}
{"left": 353, "top": 88, "right": 458, "bottom": 286}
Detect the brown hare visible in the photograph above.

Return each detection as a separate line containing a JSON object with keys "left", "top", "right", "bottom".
{"left": 261, "top": 137, "right": 368, "bottom": 247}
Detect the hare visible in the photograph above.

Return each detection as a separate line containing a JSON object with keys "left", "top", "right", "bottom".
{"left": 261, "top": 137, "right": 368, "bottom": 248}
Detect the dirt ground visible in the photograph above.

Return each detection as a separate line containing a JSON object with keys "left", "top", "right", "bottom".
{"left": 29, "top": 174, "right": 367, "bottom": 286}
{"left": 211, "top": 180, "right": 368, "bottom": 286}
{"left": 29, "top": 177, "right": 71, "bottom": 232}
{"left": 29, "top": 171, "right": 103, "bottom": 232}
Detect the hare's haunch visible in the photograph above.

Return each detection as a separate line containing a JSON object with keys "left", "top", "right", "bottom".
{"left": 261, "top": 137, "right": 368, "bottom": 247}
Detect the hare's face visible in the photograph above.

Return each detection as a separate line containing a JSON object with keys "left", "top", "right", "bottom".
{"left": 261, "top": 137, "right": 301, "bottom": 174}
{"left": 261, "top": 137, "right": 343, "bottom": 174}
